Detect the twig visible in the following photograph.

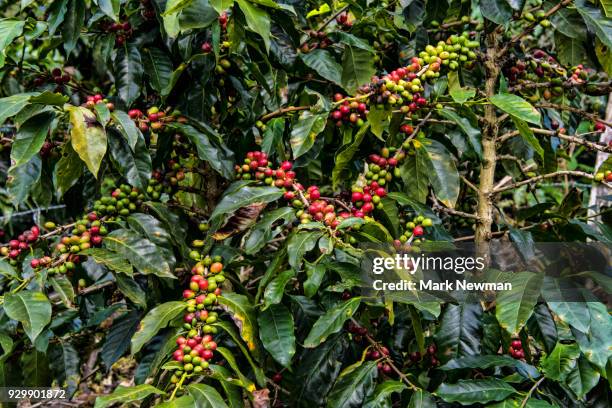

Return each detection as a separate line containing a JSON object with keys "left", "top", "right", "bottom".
{"left": 497, "top": 128, "right": 612, "bottom": 153}
{"left": 460, "top": 175, "right": 479, "bottom": 193}
{"left": 520, "top": 377, "right": 546, "bottom": 408}
{"left": 509, "top": 80, "right": 612, "bottom": 94}
{"left": 535, "top": 102, "right": 612, "bottom": 128}
{"left": 497, "top": 0, "right": 572, "bottom": 57}
{"left": 430, "top": 194, "right": 479, "bottom": 220}
{"left": 299, "top": 5, "right": 350, "bottom": 47}
{"left": 261, "top": 106, "right": 311, "bottom": 122}
{"left": 491, "top": 170, "right": 609, "bottom": 194}
{"left": 350, "top": 318, "right": 419, "bottom": 391}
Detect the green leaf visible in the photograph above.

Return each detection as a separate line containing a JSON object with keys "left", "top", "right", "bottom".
{"left": 367, "top": 106, "right": 390, "bottom": 140}
{"left": 496, "top": 272, "right": 542, "bottom": 335}
{"left": 341, "top": 45, "right": 376, "bottom": 94}
{"left": 540, "top": 342, "right": 580, "bottom": 381}
{"left": 576, "top": 0, "right": 612, "bottom": 48}
{"left": 111, "top": 111, "right": 140, "bottom": 151}
{"left": 541, "top": 277, "right": 590, "bottom": 333}
{"left": 327, "top": 361, "right": 378, "bottom": 408}
{"left": 258, "top": 304, "right": 295, "bottom": 367}
{"left": 490, "top": 93, "right": 541, "bottom": 125}
{"left": 187, "top": 384, "right": 229, "bottom": 408}
{"left": 0, "top": 93, "right": 35, "bottom": 124}
{"left": 290, "top": 110, "right": 327, "bottom": 159}
{"left": 511, "top": 116, "right": 543, "bottom": 159}
{"left": 479, "top": 0, "right": 513, "bottom": 24}
{"left": 115, "top": 44, "right": 144, "bottom": 107}
{"left": 0, "top": 19, "right": 25, "bottom": 68}
{"left": 236, "top": 0, "right": 271, "bottom": 52}
{"left": 438, "top": 109, "right": 482, "bottom": 158}
{"left": 440, "top": 355, "right": 539, "bottom": 378}
{"left": 287, "top": 231, "right": 324, "bottom": 269}
{"left": 217, "top": 293, "right": 259, "bottom": 352}
{"left": 67, "top": 105, "right": 107, "bottom": 178}
{"left": 3, "top": 291, "right": 52, "bottom": 343}
{"left": 304, "top": 262, "right": 326, "bottom": 298}
{"left": 104, "top": 229, "right": 175, "bottom": 279}
{"left": 48, "top": 342, "right": 80, "bottom": 396}
{"left": 29, "top": 91, "right": 69, "bottom": 106}
{"left": 94, "top": 102, "right": 111, "bottom": 126}
{"left": 448, "top": 71, "right": 476, "bottom": 104}
{"left": 332, "top": 124, "right": 370, "bottom": 189}
{"left": 98, "top": 0, "right": 120, "bottom": 21}
{"left": 407, "top": 389, "right": 437, "bottom": 408}
{"left": 304, "top": 297, "right": 362, "bottom": 347}
{"left": 0, "top": 259, "right": 17, "bottom": 279}
{"left": 94, "top": 384, "right": 165, "bottom": 408}
{"left": 101, "top": 311, "right": 141, "bottom": 368}
{"left": 434, "top": 303, "right": 482, "bottom": 362}
{"left": 423, "top": 140, "right": 460, "bottom": 208}
{"left": 107, "top": 129, "right": 151, "bottom": 191}
{"left": 363, "top": 380, "right": 407, "bottom": 408}
{"left": 567, "top": 357, "right": 600, "bottom": 399}
{"left": 62, "top": 0, "right": 85, "bottom": 54}
{"left": 7, "top": 155, "right": 41, "bottom": 203}
{"left": 215, "top": 346, "right": 257, "bottom": 389}
{"left": 435, "top": 379, "right": 516, "bottom": 405}
{"left": 210, "top": 185, "right": 283, "bottom": 231}
{"left": 213, "top": 320, "right": 264, "bottom": 383}
{"left": 301, "top": 50, "right": 343, "bottom": 87}
{"left": 157, "top": 395, "right": 196, "bottom": 408}
{"left": 244, "top": 207, "right": 295, "bottom": 255}
{"left": 555, "top": 32, "right": 587, "bottom": 67}
{"left": 400, "top": 146, "right": 429, "bottom": 204}
{"left": 130, "top": 301, "right": 186, "bottom": 354}
{"left": 263, "top": 269, "right": 295, "bottom": 308}
{"left": 10, "top": 112, "right": 54, "bottom": 167}
{"left": 575, "top": 301, "right": 611, "bottom": 371}
{"left": 115, "top": 274, "right": 147, "bottom": 308}
{"left": 20, "top": 350, "right": 49, "bottom": 386}
{"left": 295, "top": 333, "right": 347, "bottom": 405}
{"left": 142, "top": 47, "right": 173, "bottom": 93}
{"left": 169, "top": 123, "right": 234, "bottom": 179}
{"left": 49, "top": 276, "right": 75, "bottom": 308}
{"left": 79, "top": 248, "right": 133, "bottom": 275}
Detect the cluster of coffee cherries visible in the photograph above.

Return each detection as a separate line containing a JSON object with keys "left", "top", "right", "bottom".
{"left": 42, "top": 213, "right": 106, "bottom": 274}
{"left": 420, "top": 33, "right": 479, "bottom": 71}
{"left": 522, "top": 9, "right": 551, "bottom": 28}
{"left": 300, "top": 30, "right": 333, "bottom": 53}
{"left": 149, "top": 160, "right": 187, "bottom": 195}
{"left": 409, "top": 342, "right": 439, "bottom": 367}
{"left": 335, "top": 11, "right": 352, "bottom": 28}
{"left": 39, "top": 140, "right": 60, "bottom": 159}
{"left": 170, "top": 255, "right": 225, "bottom": 381}
{"left": 235, "top": 151, "right": 277, "bottom": 182}
{"left": 99, "top": 20, "right": 132, "bottom": 46}
{"left": 84, "top": 93, "right": 114, "bottom": 111}
{"left": 508, "top": 338, "right": 525, "bottom": 359}
{"left": 361, "top": 59, "right": 426, "bottom": 111}
{"left": 347, "top": 320, "right": 368, "bottom": 342}
{"left": 594, "top": 169, "right": 612, "bottom": 183}
{"left": 92, "top": 184, "right": 144, "bottom": 217}
{"left": 127, "top": 106, "right": 185, "bottom": 132}
{"left": 33, "top": 67, "right": 71, "bottom": 89}
{"left": 296, "top": 188, "right": 345, "bottom": 228}
{"left": 367, "top": 346, "right": 393, "bottom": 375}
{"left": 330, "top": 94, "right": 368, "bottom": 127}
{"left": 0, "top": 225, "right": 40, "bottom": 261}
{"left": 396, "top": 214, "right": 433, "bottom": 244}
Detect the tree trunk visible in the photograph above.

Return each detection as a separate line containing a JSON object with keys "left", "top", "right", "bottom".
{"left": 475, "top": 28, "right": 501, "bottom": 254}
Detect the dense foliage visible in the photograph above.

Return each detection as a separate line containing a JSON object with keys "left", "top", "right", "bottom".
{"left": 0, "top": 0, "right": 611, "bottom": 406}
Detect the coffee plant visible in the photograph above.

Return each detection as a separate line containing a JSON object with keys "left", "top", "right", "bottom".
{"left": 0, "top": 0, "right": 611, "bottom": 406}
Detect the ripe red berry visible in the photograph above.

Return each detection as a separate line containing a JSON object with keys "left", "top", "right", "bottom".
{"left": 284, "top": 191, "right": 295, "bottom": 200}
{"left": 91, "top": 235, "right": 103, "bottom": 246}
{"left": 9, "top": 240, "right": 19, "bottom": 249}
{"left": 183, "top": 289, "right": 195, "bottom": 299}
{"left": 362, "top": 202, "right": 374, "bottom": 213}
{"left": 594, "top": 122, "right": 606, "bottom": 132}
{"left": 9, "top": 249, "right": 20, "bottom": 259}
{"left": 511, "top": 340, "right": 522, "bottom": 349}
{"left": 413, "top": 226, "right": 424, "bottom": 236}
{"left": 362, "top": 193, "right": 372, "bottom": 203}
{"left": 201, "top": 349, "right": 214, "bottom": 360}
{"left": 310, "top": 189, "right": 321, "bottom": 200}
{"left": 272, "top": 372, "right": 283, "bottom": 383}
{"left": 351, "top": 192, "right": 363, "bottom": 202}
{"left": 30, "top": 259, "right": 40, "bottom": 268}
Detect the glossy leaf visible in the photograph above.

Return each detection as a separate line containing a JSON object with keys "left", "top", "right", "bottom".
{"left": 188, "top": 383, "right": 230, "bottom": 408}
{"left": 290, "top": 110, "right": 327, "bottom": 159}
{"left": 3, "top": 291, "right": 52, "bottom": 343}
{"left": 341, "top": 45, "right": 375, "bottom": 94}
{"left": 301, "top": 50, "right": 343, "bottom": 87}
{"left": 540, "top": 342, "right": 580, "bottom": 381}
{"left": 304, "top": 297, "right": 361, "bottom": 347}
{"left": 130, "top": 301, "right": 185, "bottom": 354}
{"left": 94, "top": 384, "right": 165, "bottom": 408}
{"left": 490, "top": 93, "right": 541, "bottom": 125}
{"left": 115, "top": 44, "right": 144, "bottom": 107}
{"left": 258, "top": 304, "right": 295, "bottom": 367}
{"left": 495, "top": 272, "right": 543, "bottom": 335}
{"left": 217, "top": 293, "right": 259, "bottom": 352}
{"left": 10, "top": 111, "right": 54, "bottom": 167}
{"left": 326, "top": 361, "right": 378, "bottom": 408}
{"left": 108, "top": 129, "right": 151, "bottom": 191}
{"left": 435, "top": 379, "right": 516, "bottom": 405}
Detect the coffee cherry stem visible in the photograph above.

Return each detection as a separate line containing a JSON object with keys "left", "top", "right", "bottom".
{"left": 169, "top": 372, "right": 188, "bottom": 401}
{"left": 349, "top": 318, "right": 419, "bottom": 391}
{"left": 393, "top": 111, "right": 433, "bottom": 160}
